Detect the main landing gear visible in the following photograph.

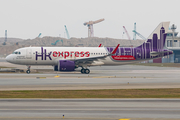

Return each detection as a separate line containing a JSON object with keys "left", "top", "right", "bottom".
{"left": 81, "top": 68, "right": 90, "bottom": 74}
{"left": 26, "top": 66, "right": 31, "bottom": 74}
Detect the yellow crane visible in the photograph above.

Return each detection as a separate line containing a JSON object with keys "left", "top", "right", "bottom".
{"left": 84, "top": 18, "right": 104, "bottom": 37}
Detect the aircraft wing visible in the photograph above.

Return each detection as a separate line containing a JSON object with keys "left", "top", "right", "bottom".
{"left": 74, "top": 54, "right": 109, "bottom": 65}
{"left": 73, "top": 44, "right": 120, "bottom": 65}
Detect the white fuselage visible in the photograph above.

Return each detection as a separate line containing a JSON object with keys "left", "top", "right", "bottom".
{"left": 6, "top": 47, "right": 140, "bottom": 66}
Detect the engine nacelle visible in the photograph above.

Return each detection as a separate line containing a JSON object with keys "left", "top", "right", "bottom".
{"left": 54, "top": 60, "right": 75, "bottom": 71}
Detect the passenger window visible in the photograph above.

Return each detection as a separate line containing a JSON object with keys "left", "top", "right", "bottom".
{"left": 19, "top": 52, "right": 21, "bottom": 54}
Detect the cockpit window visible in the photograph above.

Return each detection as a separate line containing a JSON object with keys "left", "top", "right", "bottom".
{"left": 12, "top": 51, "right": 21, "bottom": 54}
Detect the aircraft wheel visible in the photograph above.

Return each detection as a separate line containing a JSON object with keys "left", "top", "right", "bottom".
{"left": 81, "top": 69, "right": 85, "bottom": 74}
{"left": 26, "top": 70, "right": 30, "bottom": 74}
{"left": 84, "top": 69, "right": 90, "bottom": 74}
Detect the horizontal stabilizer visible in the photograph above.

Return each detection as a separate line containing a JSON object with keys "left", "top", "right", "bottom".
{"left": 150, "top": 51, "right": 172, "bottom": 56}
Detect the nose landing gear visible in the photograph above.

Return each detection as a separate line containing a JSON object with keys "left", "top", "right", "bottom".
{"left": 26, "top": 66, "right": 31, "bottom": 74}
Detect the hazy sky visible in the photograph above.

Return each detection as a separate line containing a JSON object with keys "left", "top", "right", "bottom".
{"left": 0, "top": 0, "right": 180, "bottom": 39}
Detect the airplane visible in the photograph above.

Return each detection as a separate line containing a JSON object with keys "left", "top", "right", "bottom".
{"left": 6, "top": 22, "right": 173, "bottom": 74}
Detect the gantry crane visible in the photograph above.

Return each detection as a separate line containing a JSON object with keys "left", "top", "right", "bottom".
{"left": 133, "top": 23, "right": 136, "bottom": 40}
{"left": 132, "top": 30, "right": 146, "bottom": 40}
{"left": 84, "top": 18, "right": 104, "bottom": 37}
{"left": 64, "top": 25, "right": 70, "bottom": 39}
{"left": 123, "top": 26, "right": 131, "bottom": 40}
{"left": 132, "top": 22, "right": 146, "bottom": 40}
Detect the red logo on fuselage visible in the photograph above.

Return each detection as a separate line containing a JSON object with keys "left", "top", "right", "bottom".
{"left": 111, "top": 55, "right": 135, "bottom": 60}
{"left": 53, "top": 51, "right": 90, "bottom": 59}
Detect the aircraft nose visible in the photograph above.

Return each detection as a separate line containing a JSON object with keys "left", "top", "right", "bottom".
{"left": 6, "top": 55, "right": 12, "bottom": 63}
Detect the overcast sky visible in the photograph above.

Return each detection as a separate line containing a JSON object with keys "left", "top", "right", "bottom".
{"left": 0, "top": 0, "right": 180, "bottom": 40}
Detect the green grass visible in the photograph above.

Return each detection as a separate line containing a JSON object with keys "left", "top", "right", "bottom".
{"left": 0, "top": 89, "right": 180, "bottom": 98}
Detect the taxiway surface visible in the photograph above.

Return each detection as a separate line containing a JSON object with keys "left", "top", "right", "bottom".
{"left": 0, "top": 65, "right": 180, "bottom": 90}
{"left": 0, "top": 98, "right": 180, "bottom": 120}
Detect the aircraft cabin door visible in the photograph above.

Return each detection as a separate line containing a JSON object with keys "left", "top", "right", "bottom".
{"left": 26, "top": 49, "right": 32, "bottom": 59}
{"left": 136, "top": 49, "right": 141, "bottom": 60}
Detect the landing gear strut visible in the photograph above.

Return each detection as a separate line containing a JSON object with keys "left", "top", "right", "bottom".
{"left": 81, "top": 68, "right": 90, "bottom": 74}
{"left": 26, "top": 66, "right": 31, "bottom": 74}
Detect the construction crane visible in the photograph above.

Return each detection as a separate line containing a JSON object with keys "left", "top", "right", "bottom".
{"left": 132, "top": 30, "right": 146, "bottom": 40}
{"left": 38, "top": 33, "right": 41, "bottom": 38}
{"left": 51, "top": 40, "right": 60, "bottom": 45}
{"left": 133, "top": 23, "right": 136, "bottom": 40}
{"left": 123, "top": 26, "right": 131, "bottom": 40}
{"left": 2, "top": 30, "right": 7, "bottom": 45}
{"left": 64, "top": 25, "right": 70, "bottom": 39}
{"left": 84, "top": 18, "right": 104, "bottom": 37}
{"left": 61, "top": 39, "right": 63, "bottom": 46}
{"left": 51, "top": 39, "right": 63, "bottom": 46}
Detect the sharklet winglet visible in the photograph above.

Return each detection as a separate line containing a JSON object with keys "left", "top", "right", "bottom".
{"left": 111, "top": 44, "right": 120, "bottom": 54}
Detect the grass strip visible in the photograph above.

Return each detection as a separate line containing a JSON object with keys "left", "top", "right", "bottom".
{"left": 0, "top": 89, "right": 180, "bottom": 98}
{"left": 133, "top": 63, "right": 180, "bottom": 68}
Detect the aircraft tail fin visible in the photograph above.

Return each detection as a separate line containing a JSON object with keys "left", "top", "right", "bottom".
{"left": 137, "top": 22, "right": 170, "bottom": 50}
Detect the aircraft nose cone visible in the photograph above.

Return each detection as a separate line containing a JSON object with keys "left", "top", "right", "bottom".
{"left": 6, "top": 55, "right": 12, "bottom": 63}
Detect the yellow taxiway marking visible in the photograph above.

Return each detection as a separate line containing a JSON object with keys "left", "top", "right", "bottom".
{"left": 36, "top": 77, "right": 46, "bottom": 79}
{"left": 119, "top": 119, "right": 130, "bottom": 120}
{"left": 54, "top": 75, "right": 60, "bottom": 78}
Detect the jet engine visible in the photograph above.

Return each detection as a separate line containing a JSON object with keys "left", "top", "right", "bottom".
{"left": 54, "top": 60, "right": 75, "bottom": 71}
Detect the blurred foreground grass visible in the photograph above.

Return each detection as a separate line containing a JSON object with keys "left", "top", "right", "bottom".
{"left": 0, "top": 89, "right": 180, "bottom": 98}
{"left": 133, "top": 63, "right": 180, "bottom": 67}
